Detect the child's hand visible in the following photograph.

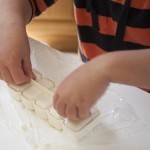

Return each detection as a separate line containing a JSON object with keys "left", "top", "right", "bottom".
{"left": 0, "top": 20, "right": 34, "bottom": 85}
{"left": 54, "top": 58, "right": 110, "bottom": 121}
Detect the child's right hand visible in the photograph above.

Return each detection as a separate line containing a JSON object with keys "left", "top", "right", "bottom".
{"left": 0, "top": 20, "right": 34, "bottom": 85}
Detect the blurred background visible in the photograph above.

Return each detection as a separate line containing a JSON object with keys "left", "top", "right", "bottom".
{"left": 27, "top": 0, "right": 78, "bottom": 52}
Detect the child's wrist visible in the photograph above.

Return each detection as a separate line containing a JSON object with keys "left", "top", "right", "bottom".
{"left": 93, "top": 52, "right": 122, "bottom": 85}
{"left": 89, "top": 54, "right": 114, "bottom": 84}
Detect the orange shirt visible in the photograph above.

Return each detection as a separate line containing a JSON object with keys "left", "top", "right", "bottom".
{"left": 29, "top": 0, "right": 150, "bottom": 62}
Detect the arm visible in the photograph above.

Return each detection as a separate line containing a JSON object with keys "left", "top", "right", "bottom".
{"left": 1, "top": 0, "right": 56, "bottom": 24}
{"left": 0, "top": 0, "right": 33, "bottom": 85}
{"left": 54, "top": 49, "right": 150, "bottom": 121}
{"left": 0, "top": 0, "right": 32, "bottom": 24}
{"left": 94, "top": 49, "right": 150, "bottom": 89}
{"left": 103, "top": 49, "right": 150, "bottom": 89}
{"left": 0, "top": 0, "right": 56, "bottom": 85}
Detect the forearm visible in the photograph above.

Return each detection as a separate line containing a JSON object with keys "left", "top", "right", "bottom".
{"left": 92, "top": 49, "right": 150, "bottom": 89}
{"left": 0, "top": 0, "right": 32, "bottom": 25}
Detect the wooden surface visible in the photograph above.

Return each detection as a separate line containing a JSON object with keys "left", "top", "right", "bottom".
{"left": 27, "top": 0, "right": 78, "bottom": 52}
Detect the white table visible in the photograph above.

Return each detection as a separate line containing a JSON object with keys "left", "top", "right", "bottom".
{"left": 0, "top": 38, "right": 150, "bottom": 150}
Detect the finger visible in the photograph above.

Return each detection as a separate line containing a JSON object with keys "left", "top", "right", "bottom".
{"left": 66, "top": 104, "right": 79, "bottom": 121}
{"left": 0, "top": 72, "right": 3, "bottom": 80}
{"left": 9, "top": 62, "right": 30, "bottom": 85}
{"left": 57, "top": 102, "right": 66, "bottom": 118}
{"left": 53, "top": 92, "right": 67, "bottom": 118}
{"left": 22, "top": 56, "right": 35, "bottom": 79}
{"left": 1, "top": 67, "right": 14, "bottom": 84}
{"left": 78, "top": 103, "right": 91, "bottom": 120}
{"left": 53, "top": 93, "right": 60, "bottom": 109}
{"left": 32, "top": 72, "right": 36, "bottom": 80}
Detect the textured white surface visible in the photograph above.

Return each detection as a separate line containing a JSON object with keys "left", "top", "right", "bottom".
{"left": 0, "top": 125, "right": 31, "bottom": 150}
{"left": 37, "top": 78, "right": 55, "bottom": 91}
{"left": 35, "top": 92, "right": 53, "bottom": 109}
{"left": 0, "top": 38, "right": 150, "bottom": 150}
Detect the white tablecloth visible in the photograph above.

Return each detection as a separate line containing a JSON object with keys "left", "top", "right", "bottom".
{"left": 0, "top": 38, "right": 150, "bottom": 150}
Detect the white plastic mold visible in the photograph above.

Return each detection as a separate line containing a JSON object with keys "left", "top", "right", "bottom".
{"left": 8, "top": 69, "right": 101, "bottom": 139}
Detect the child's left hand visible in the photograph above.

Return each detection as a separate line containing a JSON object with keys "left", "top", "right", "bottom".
{"left": 53, "top": 58, "right": 110, "bottom": 121}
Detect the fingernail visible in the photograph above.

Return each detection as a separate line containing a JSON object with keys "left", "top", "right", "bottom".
{"left": 84, "top": 112, "right": 91, "bottom": 119}
{"left": 31, "top": 72, "right": 36, "bottom": 80}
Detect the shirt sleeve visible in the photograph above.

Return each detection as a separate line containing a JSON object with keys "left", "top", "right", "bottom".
{"left": 29, "top": 0, "right": 57, "bottom": 17}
